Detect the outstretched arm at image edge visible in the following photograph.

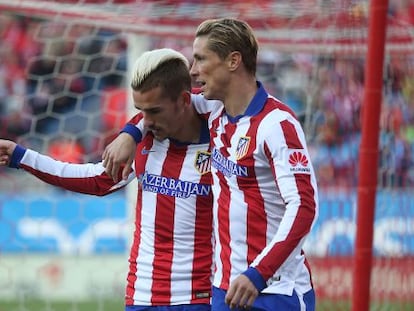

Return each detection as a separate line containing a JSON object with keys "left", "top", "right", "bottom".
{"left": 8, "top": 143, "right": 135, "bottom": 196}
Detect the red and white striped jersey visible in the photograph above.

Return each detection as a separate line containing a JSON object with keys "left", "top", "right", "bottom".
{"left": 192, "top": 82, "right": 319, "bottom": 296}
{"left": 10, "top": 114, "right": 213, "bottom": 306}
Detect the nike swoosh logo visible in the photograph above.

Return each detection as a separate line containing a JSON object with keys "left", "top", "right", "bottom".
{"left": 141, "top": 148, "right": 155, "bottom": 155}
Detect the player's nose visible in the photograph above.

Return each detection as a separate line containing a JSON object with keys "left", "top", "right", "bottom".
{"left": 189, "top": 61, "right": 198, "bottom": 77}
{"left": 142, "top": 113, "right": 155, "bottom": 128}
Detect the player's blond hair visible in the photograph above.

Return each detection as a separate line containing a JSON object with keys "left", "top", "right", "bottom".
{"left": 131, "top": 48, "right": 190, "bottom": 88}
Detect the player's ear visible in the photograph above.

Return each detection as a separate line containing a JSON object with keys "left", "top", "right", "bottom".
{"left": 227, "top": 51, "right": 242, "bottom": 72}
{"left": 182, "top": 90, "right": 191, "bottom": 106}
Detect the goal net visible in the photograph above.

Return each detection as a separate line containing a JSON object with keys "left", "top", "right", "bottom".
{"left": 0, "top": 1, "right": 413, "bottom": 310}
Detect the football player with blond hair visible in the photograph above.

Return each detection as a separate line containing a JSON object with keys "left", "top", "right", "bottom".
{"left": 0, "top": 48, "right": 213, "bottom": 311}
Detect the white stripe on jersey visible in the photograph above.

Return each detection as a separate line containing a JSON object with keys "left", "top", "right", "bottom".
{"left": 22, "top": 149, "right": 106, "bottom": 177}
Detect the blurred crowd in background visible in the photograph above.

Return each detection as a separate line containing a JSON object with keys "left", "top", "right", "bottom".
{"left": 0, "top": 0, "right": 413, "bottom": 190}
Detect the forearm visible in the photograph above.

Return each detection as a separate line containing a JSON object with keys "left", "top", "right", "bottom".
{"left": 10, "top": 145, "right": 131, "bottom": 196}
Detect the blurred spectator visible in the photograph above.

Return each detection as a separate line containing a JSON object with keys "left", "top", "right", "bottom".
{"left": 1, "top": 2, "right": 414, "bottom": 190}
{"left": 101, "top": 87, "right": 128, "bottom": 145}
{"left": 47, "top": 137, "right": 85, "bottom": 164}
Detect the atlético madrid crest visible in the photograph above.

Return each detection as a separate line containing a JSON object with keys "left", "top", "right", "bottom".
{"left": 236, "top": 136, "right": 250, "bottom": 160}
{"left": 195, "top": 151, "right": 211, "bottom": 175}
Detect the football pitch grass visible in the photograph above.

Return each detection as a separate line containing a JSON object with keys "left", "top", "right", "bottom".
{"left": 0, "top": 299, "right": 124, "bottom": 311}
{"left": 1, "top": 299, "right": 413, "bottom": 311}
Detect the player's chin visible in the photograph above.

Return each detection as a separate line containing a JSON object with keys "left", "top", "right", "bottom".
{"left": 201, "top": 89, "right": 218, "bottom": 101}
{"left": 153, "top": 132, "right": 166, "bottom": 141}
{"left": 201, "top": 90, "right": 213, "bottom": 100}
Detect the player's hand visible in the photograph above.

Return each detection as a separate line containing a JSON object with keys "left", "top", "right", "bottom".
{"left": 225, "top": 274, "right": 258, "bottom": 309}
{"left": 0, "top": 139, "right": 17, "bottom": 166}
{"left": 102, "top": 133, "right": 136, "bottom": 182}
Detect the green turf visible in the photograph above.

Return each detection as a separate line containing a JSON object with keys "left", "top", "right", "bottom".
{"left": 0, "top": 299, "right": 124, "bottom": 311}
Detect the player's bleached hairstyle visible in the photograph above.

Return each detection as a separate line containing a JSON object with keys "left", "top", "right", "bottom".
{"left": 131, "top": 48, "right": 190, "bottom": 88}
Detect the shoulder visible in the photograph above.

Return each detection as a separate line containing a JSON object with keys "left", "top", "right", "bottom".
{"left": 265, "top": 95, "right": 298, "bottom": 120}
{"left": 191, "top": 93, "right": 223, "bottom": 115}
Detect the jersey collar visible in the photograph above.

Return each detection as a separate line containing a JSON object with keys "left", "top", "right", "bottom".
{"left": 169, "top": 118, "right": 210, "bottom": 146}
{"left": 226, "top": 81, "right": 268, "bottom": 123}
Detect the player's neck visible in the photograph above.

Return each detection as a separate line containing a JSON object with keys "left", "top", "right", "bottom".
{"left": 176, "top": 110, "right": 202, "bottom": 143}
{"left": 224, "top": 76, "right": 257, "bottom": 117}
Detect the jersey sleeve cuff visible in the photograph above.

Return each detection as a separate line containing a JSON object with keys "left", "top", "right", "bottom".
{"left": 9, "top": 144, "right": 27, "bottom": 169}
{"left": 242, "top": 267, "right": 266, "bottom": 292}
{"left": 121, "top": 124, "right": 142, "bottom": 144}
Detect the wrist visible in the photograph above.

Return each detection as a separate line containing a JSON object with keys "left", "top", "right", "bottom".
{"left": 242, "top": 267, "right": 266, "bottom": 292}
{"left": 9, "top": 144, "right": 26, "bottom": 168}
{"left": 121, "top": 124, "right": 141, "bottom": 144}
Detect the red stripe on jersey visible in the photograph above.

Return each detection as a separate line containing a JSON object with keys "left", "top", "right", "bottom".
{"left": 126, "top": 189, "right": 142, "bottom": 305}
{"left": 191, "top": 171, "right": 213, "bottom": 302}
{"left": 239, "top": 118, "right": 267, "bottom": 265}
{"left": 150, "top": 145, "right": 187, "bottom": 304}
{"left": 279, "top": 118, "right": 316, "bottom": 228}
{"left": 270, "top": 97, "right": 298, "bottom": 120}
{"left": 21, "top": 165, "right": 117, "bottom": 196}
{"left": 256, "top": 119, "right": 316, "bottom": 279}
{"left": 217, "top": 121, "right": 236, "bottom": 289}
{"left": 126, "top": 136, "right": 154, "bottom": 305}
{"left": 210, "top": 117, "right": 220, "bottom": 144}
{"left": 191, "top": 87, "right": 202, "bottom": 94}
{"left": 258, "top": 173, "right": 316, "bottom": 279}
{"left": 280, "top": 119, "right": 303, "bottom": 149}
{"left": 258, "top": 143, "right": 293, "bottom": 278}
{"left": 128, "top": 113, "right": 144, "bottom": 124}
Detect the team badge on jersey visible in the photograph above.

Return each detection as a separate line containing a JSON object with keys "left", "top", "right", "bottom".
{"left": 288, "top": 149, "right": 311, "bottom": 174}
{"left": 236, "top": 136, "right": 250, "bottom": 160}
{"left": 195, "top": 151, "right": 211, "bottom": 175}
